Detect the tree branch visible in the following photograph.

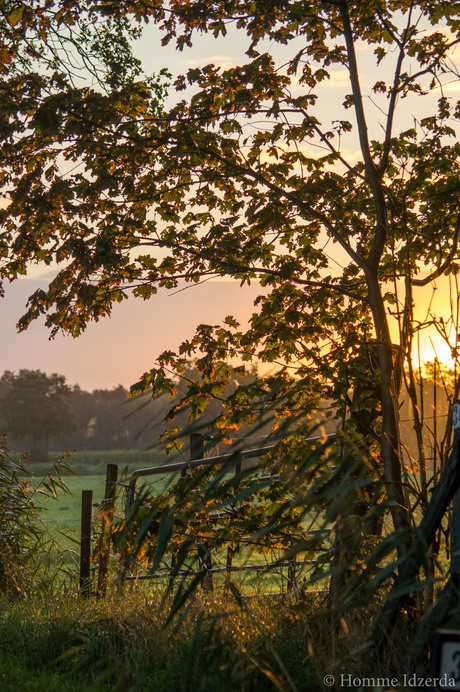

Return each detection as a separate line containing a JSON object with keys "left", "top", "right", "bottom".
{"left": 339, "top": 1, "right": 389, "bottom": 272}
{"left": 338, "top": 0, "right": 375, "bottom": 180}
{"left": 379, "top": 3, "right": 415, "bottom": 175}
{"left": 127, "top": 240, "right": 368, "bottom": 303}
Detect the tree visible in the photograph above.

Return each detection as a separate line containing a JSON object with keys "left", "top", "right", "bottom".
{"left": 0, "top": 370, "right": 76, "bottom": 461}
{"left": 1, "top": 2, "right": 460, "bottom": 546}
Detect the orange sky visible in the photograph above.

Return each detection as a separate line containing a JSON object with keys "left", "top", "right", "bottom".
{"left": 408, "top": 278, "right": 458, "bottom": 371}
{"left": 0, "top": 276, "right": 264, "bottom": 390}
{"left": 2, "top": 271, "right": 456, "bottom": 391}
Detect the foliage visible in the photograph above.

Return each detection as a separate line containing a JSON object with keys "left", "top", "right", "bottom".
{"left": 3, "top": 0, "right": 460, "bottom": 655}
{"left": 0, "top": 366, "right": 265, "bottom": 455}
{"left": 0, "top": 1, "right": 168, "bottom": 322}
{"left": 64, "top": 384, "right": 145, "bottom": 452}
{"left": 0, "top": 435, "right": 72, "bottom": 594}
{"left": 0, "top": 438, "right": 41, "bottom": 591}
{"left": 112, "top": 425, "right": 397, "bottom": 618}
{"left": 2, "top": 1, "right": 460, "bottom": 541}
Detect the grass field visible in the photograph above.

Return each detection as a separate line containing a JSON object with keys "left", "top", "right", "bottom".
{"left": 33, "top": 469, "right": 327, "bottom": 596}
{"left": 35, "top": 471, "right": 171, "bottom": 558}
{"left": 24, "top": 448, "right": 165, "bottom": 478}
{"left": 37, "top": 474, "right": 107, "bottom": 542}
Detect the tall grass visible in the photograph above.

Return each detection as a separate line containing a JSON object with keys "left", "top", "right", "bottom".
{"left": 0, "top": 589, "right": 322, "bottom": 691}
{"left": 0, "top": 580, "right": 424, "bottom": 691}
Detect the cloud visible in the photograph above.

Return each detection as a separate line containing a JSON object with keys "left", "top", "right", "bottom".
{"left": 321, "top": 69, "right": 352, "bottom": 90}
{"left": 181, "top": 54, "right": 237, "bottom": 70}
{"left": 437, "top": 78, "right": 460, "bottom": 94}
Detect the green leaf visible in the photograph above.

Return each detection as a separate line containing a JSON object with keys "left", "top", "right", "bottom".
{"left": 8, "top": 5, "right": 24, "bottom": 26}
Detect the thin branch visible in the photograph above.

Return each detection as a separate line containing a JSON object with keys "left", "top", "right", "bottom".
{"left": 208, "top": 260, "right": 368, "bottom": 302}
{"left": 338, "top": 0, "right": 375, "bottom": 180}
{"left": 379, "top": 3, "right": 415, "bottom": 174}
{"left": 338, "top": 0, "right": 389, "bottom": 273}
{"left": 310, "top": 119, "right": 362, "bottom": 176}
{"left": 115, "top": 233, "right": 368, "bottom": 302}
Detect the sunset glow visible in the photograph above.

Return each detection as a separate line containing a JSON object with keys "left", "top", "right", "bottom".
{"left": 413, "top": 332, "right": 455, "bottom": 371}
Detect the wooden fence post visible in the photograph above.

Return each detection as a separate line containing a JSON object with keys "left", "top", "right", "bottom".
{"left": 97, "top": 464, "right": 118, "bottom": 597}
{"left": 287, "top": 559, "right": 297, "bottom": 594}
{"left": 79, "top": 489, "right": 93, "bottom": 596}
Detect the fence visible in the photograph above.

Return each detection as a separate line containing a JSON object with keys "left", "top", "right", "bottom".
{"left": 80, "top": 434, "right": 334, "bottom": 597}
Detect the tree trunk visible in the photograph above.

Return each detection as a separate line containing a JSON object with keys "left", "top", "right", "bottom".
{"left": 366, "top": 271, "right": 411, "bottom": 548}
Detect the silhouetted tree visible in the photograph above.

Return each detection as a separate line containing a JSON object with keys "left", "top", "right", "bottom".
{"left": 0, "top": 370, "right": 76, "bottom": 462}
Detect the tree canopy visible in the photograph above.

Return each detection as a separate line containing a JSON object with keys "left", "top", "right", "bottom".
{"left": 2, "top": 1, "right": 460, "bottom": 540}
{"left": 0, "top": 369, "right": 75, "bottom": 461}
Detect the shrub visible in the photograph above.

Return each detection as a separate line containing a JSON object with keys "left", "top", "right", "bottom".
{"left": 0, "top": 436, "right": 71, "bottom": 594}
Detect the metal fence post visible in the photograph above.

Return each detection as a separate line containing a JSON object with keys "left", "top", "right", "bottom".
{"left": 191, "top": 433, "right": 214, "bottom": 591}
{"left": 287, "top": 558, "right": 297, "bottom": 594}
{"left": 97, "top": 464, "right": 118, "bottom": 597}
{"left": 225, "top": 457, "right": 242, "bottom": 590}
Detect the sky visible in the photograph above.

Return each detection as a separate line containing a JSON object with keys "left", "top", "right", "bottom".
{"left": 1, "top": 11, "right": 458, "bottom": 390}
{"left": 1, "top": 275, "right": 264, "bottom": 390}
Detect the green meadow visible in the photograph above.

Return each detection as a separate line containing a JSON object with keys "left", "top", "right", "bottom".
{"left": 33, "top": 460, "right": 325, "bottom": 595}
{"left": 35, "top": 470, "right": 172, "bottom": 549}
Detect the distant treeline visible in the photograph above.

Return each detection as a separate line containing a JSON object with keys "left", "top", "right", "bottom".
{"left": 0, "top": 363, "right": 453, "bottom": 466}
{"left": 0, "top": 367, "right": 261, "bottom": 463}
{"left": 0, "top": 368, "right": 215, "bottom": 462}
